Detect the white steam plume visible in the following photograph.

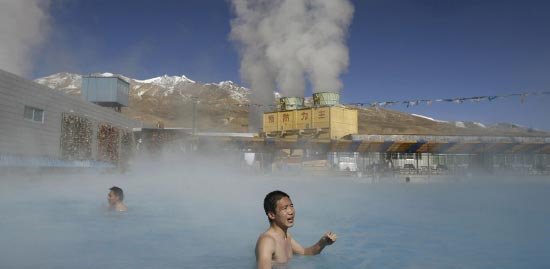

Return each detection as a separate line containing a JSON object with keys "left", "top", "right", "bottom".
{"left": 0, "top": 0, "right": 51, "bottom": 77}
{"left": 230, "top": 0, "right": 354, "bottom": 99}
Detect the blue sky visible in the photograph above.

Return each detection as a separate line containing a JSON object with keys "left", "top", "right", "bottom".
{"left": 31, "top": 0, "right": 550, "bottom": 130}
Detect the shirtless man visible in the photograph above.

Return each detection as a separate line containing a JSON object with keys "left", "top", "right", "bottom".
{"left": 255, "top": 190, "right": 337, "bottom": 269}
{"left": 107, "top": 186, "right": 128, "bottom": 212}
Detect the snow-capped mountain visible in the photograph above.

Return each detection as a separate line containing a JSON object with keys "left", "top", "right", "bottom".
{"left": 34, "top": 72, "right": 253, "bottom": 131}
{"left": 34, "top": 72, "right": 83, "bottom": 95}
{"left": 33, "top": 72, "right": 549, "bottom": 136}
{"left": 134, "top": 74, "right": 195, "bottom": 86}
{"left": 35, "top": 72, "right": 250, "bottom": 104}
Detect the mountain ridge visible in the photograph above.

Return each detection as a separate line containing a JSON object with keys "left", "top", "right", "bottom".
{"left": 34, "top": 72, "right": 550, "bottom": 137}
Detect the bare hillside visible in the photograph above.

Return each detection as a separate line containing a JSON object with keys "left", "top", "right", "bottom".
{"left": 35, "top": 72, "right": 549, "bottom": 137}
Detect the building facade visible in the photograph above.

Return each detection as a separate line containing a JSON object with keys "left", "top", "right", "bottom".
{"left": 0, "top": 69, "right": 142, "bottom": 168}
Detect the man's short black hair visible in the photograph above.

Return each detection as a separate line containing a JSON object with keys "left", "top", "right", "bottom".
{"left": 110, "top": 186, "right": 124, "bottom": 201}
{"left": 263, "top": 190, "right": 289, "bottom": 222}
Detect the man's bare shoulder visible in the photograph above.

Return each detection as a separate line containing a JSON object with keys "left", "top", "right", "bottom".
{"left": 257, "top": 231, "right": 277, "bottom": 246}
{"left": 256, "top": 231, "right": 276, "bottom": 257}
{"left": 116, "top": 203, "right": 128, "bottom": 212}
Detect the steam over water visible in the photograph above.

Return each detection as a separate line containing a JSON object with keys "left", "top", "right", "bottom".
{"left": 1, "top": 159, "right": 549, "bottom": 268}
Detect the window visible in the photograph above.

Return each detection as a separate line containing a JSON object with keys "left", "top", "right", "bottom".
{"left": 24, "top": 106, "right": 44, "bottom": 123}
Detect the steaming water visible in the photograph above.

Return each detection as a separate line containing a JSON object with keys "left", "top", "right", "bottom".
{"left": 1, "top": 167, "right": 549, "bottom": 268}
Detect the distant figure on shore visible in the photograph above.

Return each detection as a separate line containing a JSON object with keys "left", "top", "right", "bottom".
{"left": 255, "top": 190, "right": 337, "bottom": 269}
{"left": 107, "top": 186, "right": 127, "bottom": 212}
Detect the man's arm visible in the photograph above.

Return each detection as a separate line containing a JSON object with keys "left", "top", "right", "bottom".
{"left": 291, "top": 232, "right": 337, "bottom": 256}
{"left": 256, "top": 235, "right": 275, "bottom": 269}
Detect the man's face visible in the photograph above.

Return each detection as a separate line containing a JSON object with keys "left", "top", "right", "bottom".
{"left": 271, "top": 196, "right": 295, "bottom": 228}
{"left": 107, "top": 191, "right": 119, "bottom": 205}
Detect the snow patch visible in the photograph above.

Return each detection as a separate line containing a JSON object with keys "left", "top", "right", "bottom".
{"left": 411, "top": 114, "right": 448, "bottom": 123}
{"left": 135, "top": 74, "right": 196, "bottom": 85}
{"left": 217, "top": 81, "right": 235, "bottom": 87}
{"left": 473, "top": 122, "right": 486, "bottom": 128}
{"left": 34, "top": 73, "right": 82, "bottom": 90}
{"left": 209, "top": 80, "right": 250, "bottom": 103}
{"left": 455, "top": 121, "right": 466, "bottom": 128}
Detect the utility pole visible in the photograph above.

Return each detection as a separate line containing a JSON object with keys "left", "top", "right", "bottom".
{"left": 427, "top": 142, "right": 431, "bottom": 179}
{"left": 191, "top": 96, "right": 199, "bottom": 136}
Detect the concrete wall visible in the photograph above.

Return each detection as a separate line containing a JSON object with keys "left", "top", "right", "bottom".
{"left": 0, "top": 69, "right": 142, "bottom": 161}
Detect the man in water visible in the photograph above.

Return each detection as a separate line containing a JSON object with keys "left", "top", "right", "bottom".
{"left": 255, "top": 190, "right": 337, "bottom": 269}
{"left": 107, "top": 186, "right": 127, "bottom": 212}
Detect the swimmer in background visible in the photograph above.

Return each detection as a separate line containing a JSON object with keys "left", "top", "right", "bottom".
{"left": 255, "top": 190, "right": 337, "bottom": 269}
{"left": 107, "top": 186, "right": 127, "bottom": 212}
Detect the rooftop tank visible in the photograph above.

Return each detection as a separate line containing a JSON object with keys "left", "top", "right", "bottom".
{"left": 313, "top": 92, "right": 340, "bottom": 106}
{"left": 81, "top": 76, "right": 129, "bottom": 111}
{"left": 279, "top": 97, "right": 305, "bottom": 110}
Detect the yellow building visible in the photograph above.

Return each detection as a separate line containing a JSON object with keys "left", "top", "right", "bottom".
{"left": 263, "top": 106, "right": 358, "bottom": 139}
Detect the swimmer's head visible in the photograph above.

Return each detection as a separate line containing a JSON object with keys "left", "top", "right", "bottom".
{"left": 108, "top": 186, "right": 124, "bottom": 204}
{"left": 264, "top": 190, "right": 290, "bottom": 223}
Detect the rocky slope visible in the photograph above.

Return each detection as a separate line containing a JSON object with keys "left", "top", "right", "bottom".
{"left": 355, "top": 107, "right": 548, "bottom": 136}
{"left": 35, "top": 72, "right": 549, "bottom": 137}
{"left": 36, "top": 72, "right": 250, "bottom": 132}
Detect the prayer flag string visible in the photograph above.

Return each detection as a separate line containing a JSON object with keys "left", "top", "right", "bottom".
{"left": 196, "top": 90, "right": 550, "bottom": 108}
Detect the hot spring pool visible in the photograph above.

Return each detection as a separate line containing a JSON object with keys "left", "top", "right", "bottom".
{"left": 1, "top": 168, "right": 549, "bottom": 269}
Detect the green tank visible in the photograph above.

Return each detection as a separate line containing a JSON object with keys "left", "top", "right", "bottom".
{"left": 313, "top": 92, "right": 340, "bottom": 106}
{"left": 279, "top": 97, "right": 305, "bottom": 110}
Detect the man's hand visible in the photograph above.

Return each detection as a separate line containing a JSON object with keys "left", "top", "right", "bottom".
{"left": 322, "top": 232, "right": 337, "bottom": 245}
{"left": 298, "top": 231, "right": 338, "bottom": 255}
